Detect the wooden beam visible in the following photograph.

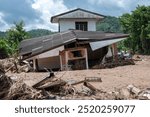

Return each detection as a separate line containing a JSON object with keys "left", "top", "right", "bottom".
{"left": 85, "top": 48, "right": 89, "bottom": 69}
{"left": 112, "top": 43, "right": 118, "bottom": 62}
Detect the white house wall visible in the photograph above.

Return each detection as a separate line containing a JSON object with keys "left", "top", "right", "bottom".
{"left": 59, "top": 20, "right": 75, "bottom": 32}
{"left": 59, "top": 19, "right": 96, "bottom": 32}
{"left": 37, "top": 46, "right": 64, "bottom": 58}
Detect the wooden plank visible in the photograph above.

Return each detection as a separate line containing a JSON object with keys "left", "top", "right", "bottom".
{"left": 32, "top": 76, "right": 54, "bottom": 88}
{"left": 85, "top": 77, "right": 102, "bottom": 82}
{"left": 37, "top": 80, "right": 66, "bottom": 89}
{"left": 83, "top": 82, "right": 97, "bottom": 92}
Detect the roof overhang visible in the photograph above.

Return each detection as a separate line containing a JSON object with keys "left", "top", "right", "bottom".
{"left": 90, "top": 38, "right": 126, "bottom": 51}
{"left": 51, "top": 8, "right": 105, "bottom": 23}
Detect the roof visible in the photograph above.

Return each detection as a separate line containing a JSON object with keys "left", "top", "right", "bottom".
{"left": 51, "top": 8, "right": 105, "bottom": 23}
{"left": 19, "top": 30, "right": 128, "bottom": 59}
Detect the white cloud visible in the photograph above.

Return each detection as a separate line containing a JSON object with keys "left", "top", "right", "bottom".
{"left": 29, "top": 0, "right": 69, "bottom": 31}
{"left": 0, "top": 12, "right": 10, "bottom": 31}
{"left": 88, "top": 0, "right": 150, "bottom": 16}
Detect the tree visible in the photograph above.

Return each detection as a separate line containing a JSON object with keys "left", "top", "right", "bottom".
{"left": 97, "top": 16, "right": 122, "bottom": 33}
{"left": 120, "top": 5, "right": 150, "bottom": 54}
{"left": 28, "top": 29, "right": 54, "bottom": 38}
{"left": 0, "top": 38, "right": 11, "bottom": 58}
{"left": 6, "top": 21, "right": 28, "bottom": 54}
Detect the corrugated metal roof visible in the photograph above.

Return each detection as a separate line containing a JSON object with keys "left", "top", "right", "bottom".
{"left": 19, "top": 30, "right": 128, "bottom": 59}
{"left": 90, "top": 38, "right": 126, "bottom": 51}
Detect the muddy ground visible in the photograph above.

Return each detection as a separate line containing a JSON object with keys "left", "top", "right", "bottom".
{"left": 6, "top": 55, "right": 150, "bottom": 93}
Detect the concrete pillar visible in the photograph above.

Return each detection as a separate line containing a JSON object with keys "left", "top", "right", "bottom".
{"left": 59, "top": 55, "right": 63, "bottom": 71}
{"left": 85, "top": 48, "right": 89, "bottom": 69}
{"left": 65, "top": 51, "right": 68, "bottom": 70}
{"left": 33, "top": 58, "right": 36, "bottom": 71}
{"left": 112, "top": 43, "right": 118, "bottom": 62}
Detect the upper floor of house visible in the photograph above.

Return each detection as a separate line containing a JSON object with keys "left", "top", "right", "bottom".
{"left": 51, "top": 8, "right": 105, "bottom": 32}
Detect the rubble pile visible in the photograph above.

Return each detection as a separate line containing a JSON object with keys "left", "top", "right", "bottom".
{"left": 1, "top": 66, "right": 150, "bottom": 100}
{"left": 0, "top": 67, "right": 53, "bottom": 100}
{"left": 92, "top": 59, "right": 135, "bottom": 69}
{"left": 0, "top": 71, "right": 13, "bottom": 99}
{"left": 0, "top": 58, "right": 32, "bottom": 73}
{"left": 0, "top": 57, "right": 150, "bottom": 100}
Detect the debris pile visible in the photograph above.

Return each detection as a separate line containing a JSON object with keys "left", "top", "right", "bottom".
{"left": 0, "top": 69, "right": 150, "bottom": 100}
{"left": 0, "top": 69, "right": 13, "bottom": 99}
{"left": 0, "top": 58, "right": 32, "bottom": 73}
{"left": 0, "top": 57, "right": 149, "bottom": 100}
{"left": 92, "top": 58, "right": 135, "bottom": 69}
{"left": 0, "top": 67, "right": 53, "bottom": 100}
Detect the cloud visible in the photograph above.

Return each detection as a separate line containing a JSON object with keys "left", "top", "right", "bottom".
{"left": 0, "top": 0, "right": 69, "bottom": 31}
{"left": 88, "top": 0, "right": 150, "bottom": 16}
{"left": 0, "top": 12, "right": 10, "bottom": 31}
{"left": 31, "top": 0, "right": 69, "bottom": 31}
{"left": 0, "top": 0, "right": 39, "bottom": 24}
{"left": 0, "top": 0, "right": 150, "bottom": 31}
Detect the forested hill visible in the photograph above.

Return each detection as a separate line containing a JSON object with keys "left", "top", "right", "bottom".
{"left": 0, "top": 16, "right": 122, "bottom": 38}
{"left": 27, "top": 29, "right": 54, "bottom": 38}
{"left": 96, "top": 16, "right": 122, "bottom": 33}
{"left": 0, "top": 29, "right": 54, "bottom": 39}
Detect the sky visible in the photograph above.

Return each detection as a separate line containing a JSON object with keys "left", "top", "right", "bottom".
{"left": 0, "top": 0, "right": 150, "bottom": 31}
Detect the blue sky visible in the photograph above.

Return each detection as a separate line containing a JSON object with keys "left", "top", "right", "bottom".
{"left": 0, "top": 0, "right": 150, "bottom": 31}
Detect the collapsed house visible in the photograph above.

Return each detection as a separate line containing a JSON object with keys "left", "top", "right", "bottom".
{"left": 19, "top": 8, "right": 128, "bottom": 71}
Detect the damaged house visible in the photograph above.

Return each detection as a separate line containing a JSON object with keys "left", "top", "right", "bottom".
{"left": 19, "top": 8, "right": 128, "bottom": 71}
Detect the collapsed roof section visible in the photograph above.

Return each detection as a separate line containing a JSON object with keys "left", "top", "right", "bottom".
{"left": 19, "top": 30, "right": 128, "bottom": 60}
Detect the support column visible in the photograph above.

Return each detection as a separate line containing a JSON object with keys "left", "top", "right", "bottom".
{"left": 112, "top": 43, "right": 118, "bottom": 63}
{"left": 33, "top": 58, "right": 36, "bottom": 71}
{"left": 65, "top": 51, "right": 68, "bottom": 70}
{"left": 59, "top": 55, "right": 63, "bottom": 71}
{"left": 85, "top": 48, "right": 89, "bottom": 69}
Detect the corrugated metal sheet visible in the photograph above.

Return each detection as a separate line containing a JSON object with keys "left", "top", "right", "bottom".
{"left": 90, "top": 38, "right": 125, "bottom": 51}
{"left": 19, "top": 30, "right": 128, "bottom": 59}
{"left": 51, "top": 8, "right": 105, "bottom": 23}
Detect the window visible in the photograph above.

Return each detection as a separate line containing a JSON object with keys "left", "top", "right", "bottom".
{"left": 71, "top": 50, "right": 82, "bottom": 57}
{"left": 75, "top": 22, "right": 88, "bottom": 31}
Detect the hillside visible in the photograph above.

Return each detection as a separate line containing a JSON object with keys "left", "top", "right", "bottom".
{"left": 27, "top": 29, "right": 54, "bottom": 38}
{"left": 96, "top": 16, "right": 122, "bottom": 33}
{"left": 0, "top": 16, "right": 122, "bottom": 39}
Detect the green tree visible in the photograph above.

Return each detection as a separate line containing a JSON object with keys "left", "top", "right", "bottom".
{"left": 97, "top": 16, "right": 122, "bottom": 32}
{"left": 120, "top": 5, "right": 150, "bottom": 54}
{"left": 28, "top": 29, "right": 54, "bottom": 38}
{"left": 0, "top": 38, "right": 12, "bottom": 58}
{"left": 6, "top": 21, "right": 28, "bottom": 54}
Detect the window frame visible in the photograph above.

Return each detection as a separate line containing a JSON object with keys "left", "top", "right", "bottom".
{"left": 75, "top": 22, "right": 88, "bottom": 31}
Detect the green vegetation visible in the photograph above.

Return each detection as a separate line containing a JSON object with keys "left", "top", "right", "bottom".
{"left": 0, "top": 31, "right": 6, "bottom": 38}
{"left": 0, "top": 21, "right": 29, "bottom": 58}
{"left": 0, "top": 22, "right": 54, "bottom": 59}
{"left": 97, "top": 16, "right": 122, "bottom": 33}
{"left": 1, "top": 6, "right": 150, "bottom": 58}
{"left": 28, "top": 29, "right": 54, "bottom": 38}
{"left": 0, "top": 39, "right": 11, "bottom": 58}
{"left": 120, "top": 5, "right": 150, "bottom": 54}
